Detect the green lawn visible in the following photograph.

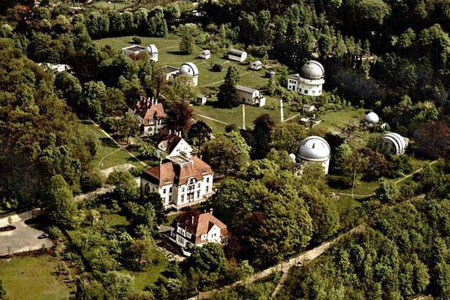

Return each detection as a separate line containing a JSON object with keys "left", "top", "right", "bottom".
{"left": 0, "top": 255, "right": 72, "bottom": 300}
{"left": 128, "top": 250, "right": 168, "bottom": 290}
{"left": 316, "top": 107, "right": 366, "bottom": 133}
{"left": 79, "top": 121, "right": 140, "bottom": 169}
{"left": 94, "top": 36, "right": 291, "bottom": 133}
{"left": 88, "top": 0, "right": 133, "bottom": 10}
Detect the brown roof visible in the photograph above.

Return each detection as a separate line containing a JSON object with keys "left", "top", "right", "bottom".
{"left": 134, "top": 99, "right": 167, "bottom": 125}
{"left": 143, "top": 156, "right": 213, "bottom": 186}
{"left": 175, "top": 211, "right": 228, "bottom": 245}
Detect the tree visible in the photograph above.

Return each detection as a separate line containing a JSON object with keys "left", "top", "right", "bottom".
{"left": 375, "top": 178, "right": 400, "bottom": 203}
{"left": 124, "top": 238, "right": 155, "bottom": 271}
{"left": 119, "top": 112, "right": 140, "bottom": 144}
{"left": 202, "top": 131, "right": 251, "bottom": 176}
{"left": 217, "top": 67, "right": 240, "bottom": 108}
{"left": 413, "top": 121, "right": 450, "bottom": 159}
{"left": 271, "top": 122, "right": 307, "bottom": 153}
{"left": 251, "top": 114, "right": 275, "bottom": 159}
{"left": 46, "top": 175, "right": 78, "bottom": 229}
{"left": 179, "top": 31, "right": 194, "bottom": 54}
{"left": 137, "top": 142, "right": 157, "bottom": 160}
{"left": 103, "top": 271, "right": 136, "bottom": 299}
{"left": 81, "top": 81, "right": 106, "bottom": 121}
{"left": 188, "top": 121, "right": 212, "bottom": 146}
{"left": 336, "top": 143, "right": 368, "bottom": 196}
{"left": 166, "top": 100, "right": 193, "bottom": 133}
{"left": 144, "top": 192, "right": 167, "bottom": 225}
{"left": 55, "top": 72, "right": 82, "bottom": 109}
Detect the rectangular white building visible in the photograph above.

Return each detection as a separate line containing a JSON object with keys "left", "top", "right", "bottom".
{"left": 236, "top": 85, "right": 266, "bottom": 107}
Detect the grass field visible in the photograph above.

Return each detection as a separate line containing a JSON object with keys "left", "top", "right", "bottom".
{"left": 0, "top": 255, "right": 71, "bottom": 300}
{"left": 79, "top": 121, "right": 140, "bottom": 170}
{"left": 129, "top": 250, "right": 168, "bottom": 290}
{"left": 316, "top": 107, "right": 366, "bottom": 133}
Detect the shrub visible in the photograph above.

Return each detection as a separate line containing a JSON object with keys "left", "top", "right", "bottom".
{"left": 211, "top": 64, "right": 223, "bottom": 72}
{"left": 132, "top": 37, "right": 141, "bottom": 44}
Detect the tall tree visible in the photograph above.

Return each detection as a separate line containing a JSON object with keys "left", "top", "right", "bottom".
{"left": 251, "top": 114, "right": 275, "bottom": 159}
{"left": 46, "top": 175, "right": 78, "bottom": 229}
{"left": 179, "top": 31, "right": 194, "bottom": 54}
{"left": 166, "top": 100, "right": 193, "bottom": 133}
{"left": 217, "top": 66, "right": 240, "bottom": 108}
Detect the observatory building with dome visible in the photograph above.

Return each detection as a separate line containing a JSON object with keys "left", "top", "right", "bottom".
{"left": 288, "top": 60, "right": 325, "bottom": 96}
{"left": 296, "top": 136, "right": 331, "bottom": 174}
{"left": 381, "top": 133, "right": 409, "bottom": 155}
{"left": 179, "top": 62, "right": 199, "bottom": 86}
{"left": 365, "top": 112, "right": 380, "bottom": 127}
{"left": 122, "top": 44, "right": 158, "bottom": 62}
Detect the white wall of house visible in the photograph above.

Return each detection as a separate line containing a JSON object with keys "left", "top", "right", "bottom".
{"left": 228, "top": 53, "right": 247, "bottom": 62}
{"left": 142, "top": 174, "right": 213, "bottom": 209}
{"left": 237, "top": 90, "right": 258, "bottom": 105}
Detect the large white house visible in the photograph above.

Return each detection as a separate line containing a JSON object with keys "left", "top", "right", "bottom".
{"left": 169, "top": 210, "right": 229, "bottom": 251}
{"left": 296, "top": 136, "right": 331, "bottom": 174}
{"left": 122, "top": 44, "right": 158, "bottom": 62}
{"left": 131, "top": 97, "right": 167, "bottom": 136}
{"left": 227, "top": 49, "right": 247, "bottom": 62}
{"left": 288, "top": 60, "right": 325, "bottom": 96}
{"left": 156, "top": 133, "right": 193, "bottom": 158}
{"left": 141, "top": 156, "right": 214, "bottom": 210}
{"left": 236, "top": 85, "right": 266, "bottom": 107}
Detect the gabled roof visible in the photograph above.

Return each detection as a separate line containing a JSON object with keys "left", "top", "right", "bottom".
{"left": 133, "top": 99, "right": 167, "bottom": 125}
{"left": 228, "top": 49, "right": 246, "bottom": 56}
{"left": 174, "top": 211, "right": 228, "bottom": 244}
{"left": 142, "top": 156, "right": 213, "bottom": 186}
{"left": 236, "top": 85, "right": 257, "bottom": 94}
{"left": 158, "top": 135, "right": 182, "bottom": 153}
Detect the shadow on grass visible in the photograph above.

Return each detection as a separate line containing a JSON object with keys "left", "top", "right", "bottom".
{"left": 167, "top": 50, "right": 189, "bottom": 55}
{"left": 99, "top": 137, "right": 117, "bottom": 148}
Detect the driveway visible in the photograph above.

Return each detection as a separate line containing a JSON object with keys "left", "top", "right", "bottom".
{"left": 0, "top": 218, "right": 53, "bottom": 257}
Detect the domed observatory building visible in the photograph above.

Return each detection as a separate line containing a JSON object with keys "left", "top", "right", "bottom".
{"left": 179, "top": 62, "right": 199, "bottom": 87}
{"left": 381, "top": 133, "right": 409, "bottom": 155}
{"left": 146, "top": 44, "right": 159, "bottom": 62}
{"left": 297, "top": 136, "right": 331, "bottom": 174}
{"left": 288, "top": 60, "right": 325, "bottom": 96}
{"left": 365, "top": 112, "right": 380, "bottom": 128}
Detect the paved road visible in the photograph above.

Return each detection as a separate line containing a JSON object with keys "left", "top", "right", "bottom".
{"left": 186, "top": 224, "right": 365, "bottom": 300}
{"left": 0, "top": 216, "right": 52, "bottom": 257}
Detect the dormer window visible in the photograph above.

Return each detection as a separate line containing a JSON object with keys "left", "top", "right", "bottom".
{"left": 201, "top": 234, "right": 207, "bottom": 241}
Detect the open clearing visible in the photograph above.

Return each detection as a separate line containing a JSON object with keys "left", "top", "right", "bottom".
{"left": 0, "top": 255, "right": 72, "bottom": 300}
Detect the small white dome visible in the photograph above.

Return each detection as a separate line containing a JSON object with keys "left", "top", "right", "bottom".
{"left": 300, "top": 60, "right": 325, "bottom": 80}
{"left": 179, "top": 62, "right": 199, "bottom": 76}
{"left": 365, "top": 112, "right": 380, "bottom": 124}
{"left": 298, "top": 136, "right": 331, "bottom": 161}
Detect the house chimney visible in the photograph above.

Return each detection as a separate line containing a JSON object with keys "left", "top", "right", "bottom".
{"left": 191, "top": 215, "right": 194, "bottom": 224}
{"left": 155, "top": 98, "right": 158, "bottom": 104}
{"left": 169, "top": 129, "right": 172, "bottom": 135}
{"left": 209, "top": 208, "right": 213, "bottom": 215}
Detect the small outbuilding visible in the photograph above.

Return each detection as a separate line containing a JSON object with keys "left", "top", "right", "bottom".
{"left": 199, "top": 49, "right": 211, "bottom": 59}
{"left": 236, "top": 85, "right": 266, "bottom": 107}
{"left": 250, "top": 60, "right": 263, "bottom": 71}
{"left": 195, "top": 94, "right": 207, "bottom": 105}
{"left": 227, "top": 49, "right": 247, "bottom": 62}
{"left": 122, "top": 44, "right": 158, "bottom": 62}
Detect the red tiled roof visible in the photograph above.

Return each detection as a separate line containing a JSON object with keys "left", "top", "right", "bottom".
{"left": 134, "top": 99, "right": 167, "bottom": 125}
{"left": 175, "top": 211, "right": 228, "bottom": 245}
{"left": 143, "top": 156, "right": 213, "bottom": 187}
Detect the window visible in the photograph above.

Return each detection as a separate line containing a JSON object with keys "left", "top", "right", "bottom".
{"left": 197, "top": 183, "right": 201, "bottom": 188}
{"left": 163, "top": 188, "right": 166, "bottom": 194}
{"left": 206, "top": 186, "right": 209, "bottom": 193}
{"left": 169, "top": 187, "right": 172, "bottom": 193}
{"left": 182, "top": 187, "right": 185, "bottom": 193}
{"left": 305, "top": 90, "right": 309, "bottom": 94}
{"left": 206, "top": 177, "right": 210, "bottom": 183}
{"left": 197, "top": 191, "right": 200, "bottom": 198}
{"left": 144, "top": 184, "right": 150, "bottom": 194}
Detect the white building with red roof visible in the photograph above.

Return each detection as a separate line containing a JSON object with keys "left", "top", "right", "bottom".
{"left": 131, "top": 97, "right": 167, "bottom": 136}
{"left": 170, "top": 210, "right": 228, "bottom": 250}
{"left": 156, "top": 132, "right": 193, "bottom": 159}
{"left": 140, "top": 156, "right": 214, "bottom": 209}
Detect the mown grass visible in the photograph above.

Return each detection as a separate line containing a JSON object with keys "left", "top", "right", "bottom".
{"left": 79, "top": 121, "right": 140, "bottom": 170}
{"left": 0, "top": 255, "right": 72, "bottom": 300}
